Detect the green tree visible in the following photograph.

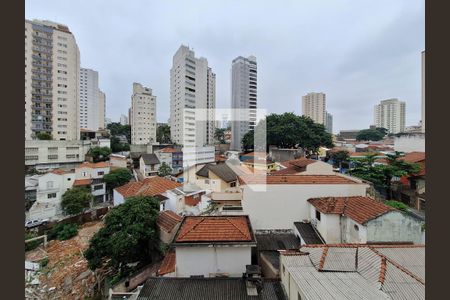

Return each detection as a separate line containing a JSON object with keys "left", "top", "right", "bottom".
{"left": 103, "top": 168, "right": 133, "bottom": 196}
{"left": 61, "top": 187, "right": 92, "bottom": 215}
{"left": 242, "top": 130, "right": 254, "bottom": 152}
{"left": 158, "top": 162, "right": 172, "bottom": 177}
{"left": 107, "top": 123, "right": 131, "bottom": 143}
{"left": 375, "top": 127, "right": 388, "bottom": 136}
{"left": 88, "top": 146, "right": 112, "bottom": 162}
{"left": 156, "top": 124, "right": 172, "bottom": 144}
{"left": 385, "top": 200, "right": 409, "bottom": 212}
{"left": 356, "top": 129, "right": 384, "bottom": 141}
{"left": 36, "top": 132, "right": 52, "bottom": 140}
{"left": 330, "top": 150, "right": 350, "bottom": 168}
{"left": 110, "top": 136, "right": 130, "bottom": 152}
{"left": 84, "top": 196, "right": 161, "bottom": 278}
{"left": 48, "top": 223, "right": 79, "bottom": 240}
{"left": 214, "top": 128, "right": 226, "bottom": 144}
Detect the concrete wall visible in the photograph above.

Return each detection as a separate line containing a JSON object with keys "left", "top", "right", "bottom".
{"left": 394, "top": 134, "right": 425, "bottom": 153}
{"left": 302, "top": 161, "right": 334, "bottom": 175}
{"left": 366, "top": 211, "right": 423, "bottom": 244}
{"left": 280, "top": 257, "right": 303, "bottom": 300}
{"left": 113, "top": 189, "right": 125, "bottom": 206}
{"left": 175, "top": 246, "right": 252, "bottom": 277}
{"left": 341, "top": 217, "right": 368, "bottom": 243}
{"left": 309, "top": 205, "right": 341, "bottom": 243}
{"left": 241, "top": 184, "right": 367, "bottom": 230}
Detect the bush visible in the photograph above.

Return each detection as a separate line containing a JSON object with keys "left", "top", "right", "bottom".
{"left": 25, "top": 232, "right": 42, "bottom": 252}
{"left": 48, "top": 223, "right": 79, "bottom": 241}
{"left": 385, "top": 200, "right": 409, "bottom": 212}
{"left": 40, "top": 257, "right": 49, "bottom": 268}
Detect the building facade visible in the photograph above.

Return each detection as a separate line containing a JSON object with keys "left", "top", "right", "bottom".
{"left": 374, "top": 98, "right": 406, "bottom": 134}
{"left": 325, "top": 111, "right": 333, "bottom": 134}
{"left": 79, "top": 68, "right": 104, "bottom": 131}
{"left": 120, "top": 114, "right": 129, "bottom": 125}
{"left": 421, "top": 50, "right": 425, "bottom": 133}
{"left": 170, "top": 45, "right": 216, "bottom": 147}
{"left": 25, "top": 19, "right": 80, "bottom": 141}
{"left": 302, "top": 92, "right": 326, "bottom": 125}
{"left": 130, "top": 83, "right": 157, "bottom": 145}
{"left": 230, "top": 56, "right": 257, "bottom": 151}
{"left": 98, "top": 90, "right": 106, "bottom": 129}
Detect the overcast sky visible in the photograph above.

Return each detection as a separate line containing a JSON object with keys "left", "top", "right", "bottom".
{"left": 26, "top": 0, "right": 424, "bottom": 133}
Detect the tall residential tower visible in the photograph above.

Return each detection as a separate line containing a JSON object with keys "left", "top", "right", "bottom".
{"left": 79, "top": 68, "right": 105, "bottom": 131}
{"left": 374, "top": 98, "right": 406, "bottom": 134}
{"left": 25, "top": 19, "right": 80, "bottom": 140}
{"left": 302, "top": 92, "right": 326, "bottom": 125}
{"left": 230, "top": 55, "right": 257, "bottom": 151}
{"left": 170, "top": 45, "right": 215, "bottom": 147}
{"left": 130, "top": 83, "right": 157, "bottom": 145}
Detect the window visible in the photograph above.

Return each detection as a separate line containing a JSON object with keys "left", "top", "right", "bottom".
{"left": 354, "top": 224, "right": 359, "bottom": 231}
{"left": 46, "top": 181, "right": 54, "bottom": 189}
{"left": 47, "top": 193, "right": 57, "bottom": 199}
{"left": 315, "top": 210, "right": 321, "bottom": 221}
{"left": 93, "top": 184, "right": 103, "bottom": 191}
{"left": 230, "top": 181, "right": 237, "bottom": 187}
{"left": 97, "top": 171, "right": 104, "bottom": 176}
{"left": 205, "top": 179, "right": 210, "bottom": 184}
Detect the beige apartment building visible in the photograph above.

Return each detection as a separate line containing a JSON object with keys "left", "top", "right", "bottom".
{"left": 374, "top": 98, "right": 406, "bottom": 134}
{"left": 170, "top": 45, "right": 216, "bottom": 147}
{"left": 25, "top": 19, "right": 80, "bottom": 141}
{"left": 302, "top": 92, "right": 326, "bottom": 125}
{"left": 130, "top": 83, "right": 157, "bottom": 145}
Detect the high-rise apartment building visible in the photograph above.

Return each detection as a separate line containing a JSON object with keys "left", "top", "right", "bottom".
{"left": 374, "top": 98, "right": 406, "bottom": 134}
{"left": 170, "top": 45, "right": 216, "bottom": 147}
{"left": 230, "top": 55, "right": 257, "bottom": 151}
{"left": 421, "top": 51, "right": 425, "bottom": 133}
{"left": 130, "top": 83, "right": 157, "bottom": 145}
{"left": 302, "top": 92, "right": 326, "bottom": 125}
{"left": 25, "top": 19, "right": 80, "bottom": 141}
{"left": 79, "top": 68, "right": 104, "bottom": 131}
{"left": 325, "top": 112, "right": 333, "bottom": 134}
{"left": 98, "top": 91, "right": 106, "bottom": 129}
{"left": 120, "top": 114, "right": 129, "bottom": 126}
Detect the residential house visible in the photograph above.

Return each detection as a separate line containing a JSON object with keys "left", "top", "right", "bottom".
{"left": 74, "top": 161, "right": 110, "bottom": 203}
{"left": 308, "top": 196, "right": 424, "bottom": 244}
{"left": 171, "top": 216, "right": 256, "bottom": 277}
{"left": 157, "top": 210, "right": 183, "bottom": 244}
{"left": 209, "top": 191, "right": 243, "bottom": 215}
{"left": 25, "top": 175, "right": 40, "bottom": 210}
{"left": 196, "top": 163, "right": 239, "bottom": 192}
{"left": 113, "top": 176, "right": 182, "bottom": 207}
{"left": 165, "top": 183, "right": 208, "bottom": 215}
{"left": 109, "top": 154, "right": 128, "bottom": 170}
{"left": 239, "top": 174, "right": 369, "bottom": 230}
{"left": 28, "top": 169, "right": 75, "bottom": 221}
{"left": 280, "top": 244, "right": 425, "bottom": 300}
{"left": 140, "top": 154, "right": 161, "bottom": 177}
{"left": 272, "top": 157, "right": 334, "bottom": 175}
{"left": 135, "top": 277, "right": 287, "bottom": 300}
{"left": 240, "top": 152, "right": 277, "bottom": 172}
{"left": 397, "top": 152, "right": 426, "bottom": 211}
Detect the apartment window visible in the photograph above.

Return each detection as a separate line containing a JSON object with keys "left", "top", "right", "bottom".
{"left": 93, "top": 184, "right": 103, "bottom": 191}
{"left": 354, "top": 224, "right": 359, "bottom": 231}
{"left": 230, "top": 181, "right": 237, "bottom": 187}
{"left": 316, "top": 210, "right": 321, "bottom": 221}
{"left": 47, "top": 193, "right": 57, "bottom": 199}
{"left": 97, "top": 171, "right": 104, "bottom": 176}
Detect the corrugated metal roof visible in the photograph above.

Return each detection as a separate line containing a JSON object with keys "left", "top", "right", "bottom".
{"left": 137, "top": 278, "right": 287, "bottom": 300}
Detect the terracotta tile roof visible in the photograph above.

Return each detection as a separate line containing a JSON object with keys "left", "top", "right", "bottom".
{"left": 349, "top": 152, "right": 383, "bottom": 157}
{"left": 115, "top": 177, "right": 182, "bottom": 198}
{"left": 174, "top": 216, "right": 254, "bottom": 243}
{"left": 400, "top": 152, "right": 425, "bottom": 163}
{"left": 159, "top": 147, "right": 179, "bottom": 153}
{"left": 308, "top": 196, "right": 393, "bottom": 224}
{"left": 77, "top": 161, "right": 110, "bottom": 169}
{"left": 157, "top": 211, "right": 183, "bottom": 233}
{"left": 238, "top": 174, "right": 361, "bottom": 185}
{"left": 157, "top": 250, "right": 176, "bottom": 276}
{"left": 215, "top": 154, "right": 227, "bottom": 162}
{"left": 288, "top": 157, "right": 318, "bottom": 168}
{"left": 73, "top": 179, "right": 92, "bottom": 186}
{"left": 271, "top": 166, "right": 300, "bottom": 175}
{"left": 49, "top": 169, "right": 72, "bottom": 175}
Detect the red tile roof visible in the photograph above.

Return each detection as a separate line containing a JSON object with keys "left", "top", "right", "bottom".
{"left": 77, "top": 161, "right": 110, "bottom": 169}
{"left": 157, "top": 211, "right": 183, "bottom": 233}
{"left": 288, "top": 158, "right": 318, "bottom": 168}
{"left": 49, "top": 169, "right": 72, "bottom": 175}
{"left": 73, "top": 179, "right": 92, "bottom": 186}
{"left": 238, "top": 174, "right": 361, "bottom": 185}
{"left": 115, "top": 177, "right": 182, "bottom": 198}
{"left": 308, "top": 196, "right": 394, "bottom": 224}
{"left": 271, "top": 166, "right": 300, "bottom": 175}
{"left": 159, "top": 147, "right": 179, "bottom": 153}
{"left": 174, "top": 216, "right": 254, "bottom": 243}
{"left": 400, "top": 152, "right": 425, "bottom": 163}
{"left": 157, "top": 250, "right": 176, "bottom": 276}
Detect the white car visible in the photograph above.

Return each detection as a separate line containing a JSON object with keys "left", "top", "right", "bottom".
{"left": 25, "top": 219, "right": 49, "bottom": 229}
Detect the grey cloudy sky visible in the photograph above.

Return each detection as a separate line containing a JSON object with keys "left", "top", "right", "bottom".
{"left": 26, "top": 0, "right": 424, "bottom": 133}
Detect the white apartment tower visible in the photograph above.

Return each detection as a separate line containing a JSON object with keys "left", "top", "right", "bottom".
{"left": 170, "top": 45, "right": 216, "bottom": 147}
{"left": 98, "top": 91, "right": 106, "bottom": 129}
{"left": 230, "top": 55, "right": 257, "bottom": 151}
{"left": 130, "top": 83, "right": 157, "bottom": 145}
{"left": 374, "top": 98, "right": 406, "bottom": 134}
{"left": 25, "top": 19, "right": 80, "bottom": 141}
{"left": 79, "top": 68, "right": 105, "bottom": 131}
{"left": 421, "top": 51, "right": 425, "bottom": 133}
{"left": 302, "top": 92, "right": 326, "bottom": 125}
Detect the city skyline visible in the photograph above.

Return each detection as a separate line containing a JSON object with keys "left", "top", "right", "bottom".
{"left": 25, "top": 0, "right": 424, "bottom": 133}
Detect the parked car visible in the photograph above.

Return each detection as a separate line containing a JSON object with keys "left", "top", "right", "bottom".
{"left": 25, "top": 219, "right": 49, "bottom": 229}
